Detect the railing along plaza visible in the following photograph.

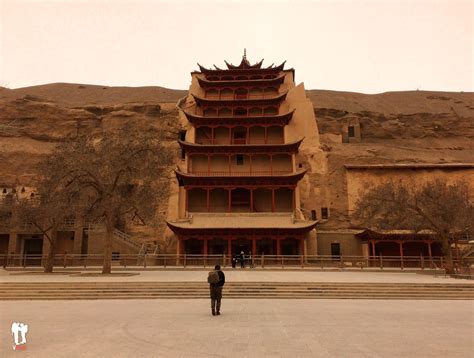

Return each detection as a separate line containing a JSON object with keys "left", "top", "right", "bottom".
{"left": 1, "top": 254, "right": 472, "bottom": 273}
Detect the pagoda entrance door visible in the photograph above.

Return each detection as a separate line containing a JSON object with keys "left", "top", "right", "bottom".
{"left": 256, "top": 238, "right": 276, "bottom": 255}
{"left": 281, "top": 238, "right": 299, "bottom": 255}
{"left": 208, "top": 238, "right": 226, "bottom": 255}
{"left": 232, "top": 238, "right": 252, "bottom": 256}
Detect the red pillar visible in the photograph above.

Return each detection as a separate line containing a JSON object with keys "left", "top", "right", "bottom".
{"left": 292, "top": 188, "right": 296, "bottom": 212}
{"left": 185, "top": 189, "right": 189, "bottom": 212}
{"left": 228, "top": 127, "right": 232, "bottom": 144}
{"left": 250, "top": 189, "right": 253, "bottom": 212}
{"left": 270, "top": 154, "right": 273, "bottom": 175}
{"left": 207, "top": 155, "right": 210, "bottom": 175}
{"left": 211, "top": 127, "right": 215, "bottom": 145}
{"left": 370, "top": 240, "right": 376, "bottom": 257}
{"left": 228, "top": 189, "right": 232, "bottom": 212}
{"left": 206, "top": 189, "right": 210, "bottom": 212}
{"left": 299, "top": 238, "right": 304, "bottom": 255}
{"left": 228, "top": 154, "right": 231, "bottom": 174}
{"left": 249, "top": 155, "right": 253, "bottom": 175}
{"left": 271, "top": 189, "right": 275, "bottom": 212}
{"left": 427, "top": 241, "right": 433, "bottom": 268}
{"left": 227, "top": 239, "right": 232, "bottom": 257}
{"left": 264, "top": 126, "right": 268, "bottom": 144}
{"left": 252, "top": 238, "right": 257, "bottom": 255}
{"left": 246, "top": 126, "right": 249, "bottom": 144}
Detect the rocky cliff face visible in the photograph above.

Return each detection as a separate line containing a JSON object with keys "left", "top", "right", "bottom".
{"left": 1, "top": 83, "right": 472, "bottom": 236}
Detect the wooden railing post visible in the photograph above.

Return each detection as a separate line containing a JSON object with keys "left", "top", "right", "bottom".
{"left": 379, "top": 255, "right": 383, "bottom": 270}
{"left": 420, "top": 255, "right": 424, "bottom": 270}
{"left": 63, "top": 253, "right": 67, "bottom": 268}
{"left": 261, "top": 254, "right": 264, "bottom": 268}
{"left": 300, "top": 255, "right": 304, "bottom": 268}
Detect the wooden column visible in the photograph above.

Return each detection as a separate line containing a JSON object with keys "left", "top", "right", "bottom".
{"left": 299, "top": 238, "right": 304, "bottom": 255}
{"left": 185, "top": 189, "right": 189, "bottom": 212}
{"left": 207, "top": 155, "right": 211, "bottom": 175}
{"left": 250, "top": 189, "right": 254, "bottom": 212}
{"left": 249, "top": 155, "right": 253, "bottom": 174}
{"left": 252, "top": 238, "right": 257, "bottom": 255}
{"left": 264, "top": 126, "right": 268, "bottom": 144}
{"left": 370, "top": 240, "right": 376, "bottom": 257}
{"left": 276, "top": 238, "right": 281, "bottom": 256}
{"left": 292, "top": 188, "right": 296, "bottom": 212}
{"left": 246, "top": 126, "right": 249, "bottom": 144}
{"left": 211, "top": 127, "right": 215, "bottom": 144}
{"left": 271, "top": 189, "right": 275, "bottom": 212}
{"left": 206, "top": 189, "right": 210, "bottom": 212}
{"left": 228, "top": 189, "right": 232, "bottom": 212}
{"left": 228, "top": 127, "right": 232, "bottom": 144}
{"left": 270, "top": 154, "right": 273, "bottom": 175}
{"left": 228, "top": 155, "right": 231, "bottom": 174}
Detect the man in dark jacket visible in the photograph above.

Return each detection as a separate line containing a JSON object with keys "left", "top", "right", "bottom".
{"left": 209, "top": 264, "right": 225, "bottom": 316}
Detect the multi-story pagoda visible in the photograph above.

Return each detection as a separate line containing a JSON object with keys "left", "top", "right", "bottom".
{"left": 167, "top": 51, "right": 319, "bottom": 257}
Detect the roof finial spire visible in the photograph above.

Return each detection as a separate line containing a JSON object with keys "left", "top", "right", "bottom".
{"left": 243, "top": 48, "right": 247, "bottom": 60}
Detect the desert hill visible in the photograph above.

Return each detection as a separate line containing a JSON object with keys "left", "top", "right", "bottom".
{"left": 0, "top": 83, "right": 473, "bottom": 187}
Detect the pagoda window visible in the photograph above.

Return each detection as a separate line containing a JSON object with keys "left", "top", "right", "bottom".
{"left": 233, "top": 107, "right": 247, "bottom": 117}
{"left": 232, "top": 127, "right": 247, "bottom": 144}
{"left": 220, "top": 88, "right": 233, "bottom": 99}
{"left": 250, "top": 75, "right": 263, "bottom": 80}
{"left": 218, "top": 107, "right": 232, "bottom": 117}
{"left": 231, "top": 188, "right": 251, "bottom": 212}
{"left": 236, "top": 75, "right": 248, "bottom": 80}
{"left": 253, "top": 188, "right": 272, "bottom": 212}
{"left": 235, "top": 88, "right": 248, "bottom": 99}
{"left": 195, "top": 127, "right": 213, "bottom": 144}
{"left": 222, "top": 75, "right": 233, "bottom": 81}
{"left": 321, "top": 207, "right": 329, "bottom": 220}
{"left": 214, "top": 127, "right": 229, "bottom": 144}
{"left": 264, "top": 87, "right": 278, "bottom": 97}
{"left": 272, "top": 153, "right": 293, "bottom": 174}
{"left": 311, "top": 210, "right": 317, "bottom": 220}
{"left": 236, "top": 155, "right": 244, "bottom": 166}
{"left": 249, "top": 88, "right": 262, "bottom": 98}
{"left": 206, "top": 88, "right": 219, "bottom": 98}
{"left": 188, "top": 188, "right": 207, "bottom": 212}
{"left": 266, "top": 126, "right": 284, "bottom": 144}
{"left": 274, "top": 188, "right": 293, "bottom": 212}
{"left": 251, "top": 154, "right": 271, "bottom": 172}
{"left": 249, "top": 126, "right": 265, "bottom": 144}
{"left": 209, "top": 188, "right": 228, "bottom": 212}
{"left": 248, "top": 107, "right": 262, "bottom": 116}
{"left": 203, "top": 108, "right": 217, "bottom": 117}
{"left": 263, "top": 106, "right": 278, "bottom": 116}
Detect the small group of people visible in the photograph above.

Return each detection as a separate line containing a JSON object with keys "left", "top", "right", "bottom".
{"left": 231, "top": 250, "right": 254, "bottom": 269}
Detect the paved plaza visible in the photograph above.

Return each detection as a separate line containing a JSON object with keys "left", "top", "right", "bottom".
{"left": 0, "top": 269, "right": 473, "bottom": 357}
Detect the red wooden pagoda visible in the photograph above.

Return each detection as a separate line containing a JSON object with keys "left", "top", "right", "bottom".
{"left": 167, "top": 51, "right": 317, "bottom": 257}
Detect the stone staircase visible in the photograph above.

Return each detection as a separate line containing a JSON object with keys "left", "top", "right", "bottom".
{"left": 0, "top": 282, "right": 473, "bottom": 300}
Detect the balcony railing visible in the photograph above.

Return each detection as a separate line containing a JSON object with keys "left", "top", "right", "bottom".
{"left": 190, "top": 170, "right": 291, "bottom": 176}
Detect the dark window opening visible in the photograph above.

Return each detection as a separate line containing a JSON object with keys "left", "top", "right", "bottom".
{"left": 348, "top": 126, "right": 355, "bottom": 138}
{"left": 236, "top": 155, "right": 244, "bottom": 166}
{"left": 112, "top": 252, "right": 120, "bottom": 261}
{"left": 331, "top": 243, "right": 341, "bottom": 258}
{"left": 298, "top": 163, "right": 303, "bottom": 168}
{"left": 180, "top": 149, "right": 185, "bottom": 160}
{"left": 179, "top": 130, "right": 186, "bottom": 141}
{"left": 311, "top": 210, "right": 317, "bottom": 220}
{"left": 2, "top": 188, "right": 6, "bottom": 194}
{"left": 321, "top": 207, "right": 329, "bottom": 220}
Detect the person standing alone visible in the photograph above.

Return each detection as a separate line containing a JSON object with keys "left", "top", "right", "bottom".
{"left": 207, "top": 264, "right": 225, "bottom": 316}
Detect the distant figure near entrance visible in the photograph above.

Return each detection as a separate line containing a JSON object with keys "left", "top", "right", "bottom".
{"left": 207, "top": 264, "right": 225, "bottom": 316}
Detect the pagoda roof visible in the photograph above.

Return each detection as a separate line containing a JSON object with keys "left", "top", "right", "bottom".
{"left": 225, "top": 57, "right": 264, "bottom": 70}
{"left": 174, "top": 168, "right": 307, "bottom": 187}
{"left": 192, "top": 92, "right": 287, "bottom": 107}
{"left": 182, "top": 109, "right": 295, "bottom": 126}
{"left": 197, "top": 73, "right": 286, "bottom": 88}
{"left": 355, "top": 228, "right": 437, "bottom": 241}
{"left": 178, "top": 138, "right": 304, "bottom": 154}
{"left": 195, "top": 61, "right": 286, "bottom": 75}
{"left": 167, "top": 213, "right": 317, "bottom": 236}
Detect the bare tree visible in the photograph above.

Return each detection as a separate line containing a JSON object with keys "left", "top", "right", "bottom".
{"left": 46, "top": 120, "right": 176, "bottom": 273}
{"left": 16, "top": 175, "right": 76, "bottom": 273}
{"left": 353, "top": 179, "right": 474, "bottom": 269}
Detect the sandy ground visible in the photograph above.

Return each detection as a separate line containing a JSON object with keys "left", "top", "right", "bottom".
{"left": 0, "top": 298, "right": 472, "bottom": 357}
{"left": 0, "top": 268, "right": 470, "bottom": 284}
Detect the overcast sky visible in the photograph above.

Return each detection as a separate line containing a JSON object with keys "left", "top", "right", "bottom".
{"left": 0, "top": 0, "right": 472, "bottom": 93}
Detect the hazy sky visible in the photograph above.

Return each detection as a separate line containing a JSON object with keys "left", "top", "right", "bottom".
{"left": 0, "top": 0, "right": 472, "bottom": 93}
